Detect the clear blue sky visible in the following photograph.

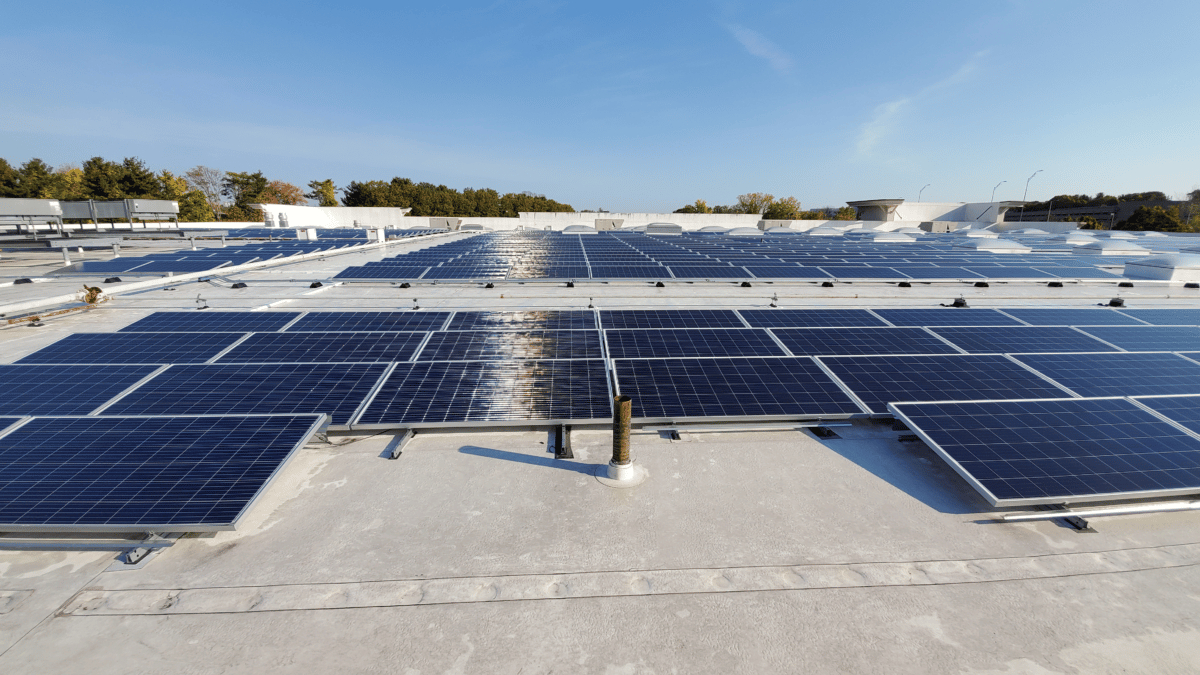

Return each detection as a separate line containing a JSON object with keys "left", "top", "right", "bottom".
{"left": 2, "top": 0, "right": 1197, "bottom": 211}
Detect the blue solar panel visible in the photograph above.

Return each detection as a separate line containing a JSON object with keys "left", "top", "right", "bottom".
{"left": 773, "top": 327, "right": 960, "bottom": 356}
{"left": 422, "top": 267, "right": 509, "bottom": 279}
{"left": 216, "top": 332, "right": 427, "bottom": 363}
{"left": 0, "top": 365, "right": 159, "bottom": 415}
{"left": 890, "top": 398, "right": 1200, "bottom": 506}
{"left": 887, "top": 267, "right": 982, "bottom": 279}
{"left": 1135, "top": 395, "right": 1200, "bottom": 435}
{"left": 666, "top": 265, "right": 752, "bottom": 279}
{"left": 105, "top": 363, "right": 389, "bottom": 425}
{"left": 0, "top": 414, "right": 323, "bottom": 530}
{"left": 355, "top": 360, "right": 611, "bottom": 425}
{"left": 507, "top": 266, "right": 590, "bottom": 278}
{"left": 738, "top": 309, "right": 889, "bottom": 328}
{"left": 17, "top": 332, "right": 246, "bottom": 365}
{"left": 446, "top": 311, "right": 597, "bottom": 330}
{"left": 419, "top": 330, "right": 603, "bottom": 360}
{"left": 962, "top": 267, "right": 1055, "bottom": 279}
{"left": 998, "top": 309, "right": 1146, "bottom": 326}
{"left": 743, "top": 265, "right": 832, "bottom": 278}
{"left": 930, "top": 327, "right": 1121, "bottom": 354}
{"left": 286, "top": 312, "right": 449, "bottom": 332}
{"left": 1117, "top": 309, "right": 1200, "bottom": 325}
{"left": 818, "top": 266, "right": 908, "bottom": 279}
{"left": 605, "top": 328, "right": 786, "bottom": 358}
{"left": 820, "top": 354, "right": 1071, "bottom": 413}
{"left": 1012, "top": 352, "right": 1200, "bottom": 397}
{"left": 1075, "top": 326, "right": 1200, "bottom": 351}
{"left": 126, "top": 260, "right": 233, "bottom": 273}
{"left": 120, "top": 312, "right": 301, "bottom": 333}
{"left": 65, "top": 260, "right": 152, "bottom": 273}
{"left": 872, "top": 309, "right": 1025, "bottom": 327}
{"left": 333, "top": 266, "right": 429, "bottom": 279}
{"left": 589, "top": 265, "right": 672, "bottom": 278}
{"left": 614, "top": 357, "right": 864, "bottom": 419}
{"left": 1037, "top": 267, "right": 1123, "bottom": 279}
{"left": 600, "top": 310, "right": 744, "bottom": 329}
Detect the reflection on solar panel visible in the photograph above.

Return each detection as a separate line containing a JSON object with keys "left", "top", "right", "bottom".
{"left": 890, "top": 398, "right": 1200, "bottom": 506}
{"left": 1135, "top": 395, "right": 1200, "bottom": 435}
{"left": 120, "top": 311, "right": 301, "bottom": 333}
{"left": 216, "top": 332, "right": 427, "bottom": 363}
{"left": 872, "top": 309, "right": 1025, "bottom": 327}
{"left": 1012, "top": 352, "right": 1200, "bottom": 397}
{"left": 1117, "top": 309, "right": 1200, "bottom": 325}
{"left": 1037, "top": 267, "right": 1123, "bottom": 279}
{"left": 774, "top": 327, "right": 959, "bottom": 356}
{"left": 666, "top": 265, "right": 751, "bottom": 279}
{"left": 614, "top": 357, "right": 863, "bottom": 419}
{"left": 126, "top": 260, "right": 234, "bottom": 273}
{"left": 447, "top": 310, "right": 597, "bottom": 330}
{"left": 600, "top": 309, "right": 744, "bottom": 329}
{"left": 0, "top": 414, "right": 324, "bottom": 530}
{"left": 286, "top": 311, "right": 449, "bottom": 332}
{"left": 17, "top": 332, "right": 245, "bottom": 364}
{"left": 820, "top": 354, "right": 1070, "bottom": 413}
{"left": 931, "top": 327, "right": 1120, "bottom": 354}
{"left": 738, "top": 309, "right": 889, "bottom": 328}
{"left": 0, "top": 365, "right": 159, "bottom": 415}
{"left": 1075, "top": 326, "right": 1200, "bottom": 351}
{"left": 962, "top": 267, "right": 1055, "bottom": 279}
{"left": 998, "top": 308, "right": 1146, "bottom": 326}
{"left": 422, "top": 267, "right": 509, "bottom": 279}
{"left": 590, "top": 265, "right": 671, "bottom": 278}
{"left": 508, "top": 266, "right": 590, "bottom": 279}
{"left": 419, "top": 330, "right": 603, "bottom": 360}
{"left": 105, "top": 363, "right": 388, "bottom": 425}
{"left": 355, "top": 360, "right": 610, "bottom": 426}
{"left": 333, "top": 266, "right": 429, "bottom": 279}
{"left": 605, "top": 328, "right": 786, "bottom": 358}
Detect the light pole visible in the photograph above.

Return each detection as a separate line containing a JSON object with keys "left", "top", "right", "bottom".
{"left": 1021, "top": 170, "right": 1042, "bottom": 222}
{"left": 918, "top": 184, "right": 930, "bottom": 202}
{"left": 991, "top": 181, "right": 1006, "bottom": 203}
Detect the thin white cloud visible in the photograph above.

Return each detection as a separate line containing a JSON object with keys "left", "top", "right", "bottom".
{"left": 726, "top": 24, "right": 793, "bottom": 76}
{"left": 856, "top": 51, "right": 988, "bottom": 156}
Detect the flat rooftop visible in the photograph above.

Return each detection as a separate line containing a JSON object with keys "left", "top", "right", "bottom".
{"left": 2, "top": 230, "right": 1199, "bottom": 674}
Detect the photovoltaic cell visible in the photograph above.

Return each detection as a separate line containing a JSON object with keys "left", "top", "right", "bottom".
{"left": 890, "top": 398, "right": 1200, "bottom": 506}
{"left": 0, "top": 365, "right": 159, "bottom": 416}
{"left": 666, "top": 265, "right": 752, "bottom": 279}
{"left": 773, "top": 327, "right": 959, "bottom": 356}
{"left": 589, "top": 265, "right": 671, "bottom": 278}
{"left": 743, "top": 265, "right": 832, "bottom": 278}
{"left": 356, "top": 360, "right": 611, "bottom": 425}
{"left": 1117, "top": 309, "right": 1200, "bottom": 325}
{"left": 738, "top": 309, "right": 889, "bottom": 328}
{"left": 614, "top": 357, "right": 864, "bottom": 419}
{"left": 871, "top": 309, "right": 1025, "bottom": 327}
{"left": 600, "top": 309, "right": 745, "bottom": 329}
{"left": 930, "top": 326, "right": 1121, "bottom": 354}
{"left": 1012, "top": 352, "right": 1200, "bottom": 397}
{"left": 818, "top": 266, "right": 908, "bottom": 279}
{"left": 419, "top": 330, "right": 603, "bottom": 360}
{"left": 105, "top": 363, "right": 389, "bottom": 425}
{"left": 1134, "top": 395, "right": 1200, "bottom": 435}
{"left": 333, "top": 266, "right": 429, "bottom": 279}
{"left": 0, "top": 414, "right": 323, "bottom": 530}
{"left": 820, "top": 354, "right": 1071, "bottom": 414}
{"left": 962, "top": 267, "right": 1055, "bottom": 279}
{"left": 887, "top": 267, "right": 982, "bottom": 279}
{"left": 286, "top": 311, "right": 450, "bottom": 332}
{"left": 1075, "top": 326, "right": 1200, "bottom": 352}
{"left": 120, "top": 311, "right": 301, "bottom": 333}
{"left": 216, "top": 332, "right": 427, "bottom": 363}
{"left": 446, "top": 310, "right": 597, "bottom": 330}
{"left": 16, "top": 332, "right": 246, "bottom": 365}
{"left": 604, "top": 328, "right": 786, "bottom": 358}
{"left": 998, "top": 308, "right": 1146, "bottom": 326}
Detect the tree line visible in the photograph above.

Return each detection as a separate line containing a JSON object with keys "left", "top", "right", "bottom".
{"left": 340, "top": 178, "right": 573, "bottom": 217}
{"left": 674, "top": 193, "right": 857, "bottom": 220}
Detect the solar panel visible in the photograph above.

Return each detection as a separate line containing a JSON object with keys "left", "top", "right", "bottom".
{"left": 997, "top": 308, "right": 1146, "bottom": 326}
{"left": 600, "top": 309, "right": 745, "bottom": 329}
{"left": 0, "top": 414, "right": 324, "bottom": 531}
{"left": 890, "top": 397, "right": 1200, "bottom": 506}
{"left": 930, "top": 327, "right": 1121, "bottom": 354}
{"left": 507, "top": 266, "right": 590, "bottom": 279}
{"left": 1075, "top": 326, "right": 1200, "bottom": 351}
{"left": 666, "top": 265, "right": 752, "bottom": 279}
{"left": 104, "top": 363, "right": 389, "bottom": 425}
{"left": 604, "top": 328, "right": 786, "bottom": 358}
{"left": 1116, "top": 309, "right": 1200, "bottom": 325}
{"left": 614, "top": 357, "right": 864, "bottom": 420}
{"left": 1134, "top": 395, "right": 1200, "bottom": 435}
{"left": 120, "top": 311, "right": 301, "bottom": 333}
{"left": 1037, "top": 267, "right": 1123, "bottom": 279}
{"left": 333, "top": 266, "right": 429, "bottom": 279}
{"left": 215, "top": 332, "right": 427, "bottom": 363}
{"left": 589, "top": 265, "right": 672, "bottom": 278}
{"left": 884, "top": 267, "right": 981, "bottom": 279}
{"left": 818, "top": 266, "right": 908, "bottom": 279}
{"left": 419, "top": 330, "right": 603, "bottom": 360}
{"left": 743, "top": 265, "right": 832, "bottom": 278}
{"left": 0, "top": 365, "right": 159, "bottom": 415}
{"left": 355, "top": 360, "right": 611, "bottom": 426}
{"left": 871, "top": 309, "right": 1025, "bottom": 327}
{"left": 773, "top": 327, "right": 960, "bottom": 356}
{"left": 446, "top": 310, "right": 597, "bottom": 330}
{"left": 16, "top": 332, "right": 246, "bottom": 365}
{"left": 126, "top": 260, "right": 233, "bottom": 273}
{"left": 1012, "top": 352, "right": 1200, "bottom": 397}
{"left": 738, "top": 309, "right": 889, "bottom": 328}
{"left": 286, "top": 311, "right": 450, "bottom": 332}
{"left": 820, "top": 354, "right": 1071, "bottom": 414}
{"left": 961, "top": 267, "right": 1055, "bottom": 279}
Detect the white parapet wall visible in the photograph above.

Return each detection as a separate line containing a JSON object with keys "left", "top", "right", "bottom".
{"left": 251, "top": 204, "right": 413, "bottom": 228}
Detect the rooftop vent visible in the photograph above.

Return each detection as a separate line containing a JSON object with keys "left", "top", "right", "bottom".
{"left": 644, "top": 222, "right": 683, "bottom": 236}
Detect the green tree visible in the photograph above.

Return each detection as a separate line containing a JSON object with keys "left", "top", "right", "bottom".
{"left": 832, "top": 206, "right": 857, "bottom": 220}
{"left": 0, "top": 158, "right": 19, "bottom": 197}
{"left": 158, "top": 170, "right": 189, "bottom": 200}
{"left": 222, "top": 171, "right": 269, "bottom": 207}
{"left": 305, "top": 179, "right": 339, "bottom": 206}
{"left": 13, "top": 158, "right": 56, "bottom": 198}
{"left": 262, "top": 180, "right": 306, "bottom": 205}
{"left": 82, "top": 157, "right": 123, "bottom": 200}
{"left": 674, "top": 199, "right": 713, "bottom": 214}
{"left": 763, "top": 196, "right": 802, "bottom": 220}
{"left": 1119, "top": 205, "right": 1183, "bottom": 232}
{"left": 736, "top": 192, "right": 774, "bottom": 215}
{"left": 177, "top": 190, "right": 215, "bottom": 222}
{"left": 1077, "top": 215, "right": 1102, "bottom": 230}
{"left": 117, "top": 157, "right": 162, "bottom": 198}
{"left": 184, "top": 165, "right": 226, "bottom": 219}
